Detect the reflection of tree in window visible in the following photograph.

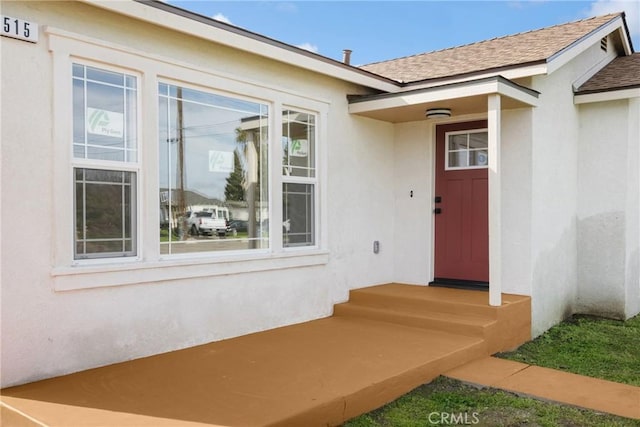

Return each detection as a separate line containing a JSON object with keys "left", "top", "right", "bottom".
{"left": 224, "top": 150, "right": 245, "bottom": 202}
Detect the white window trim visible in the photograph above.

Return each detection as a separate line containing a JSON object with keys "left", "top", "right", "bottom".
{"left": 156, "top": 79, "right": 272, "bottom": 258}
{"left": 281, "top": 105, "right": 320, "bottom": 251}
{"left": 444, "top": 128, "right": 489, "bottom": 171}
{"left": 69, "top": 60, "right": 143, "bottom": 264}
{"left": 48, "top": 27, "right": 329, "bottom": 292}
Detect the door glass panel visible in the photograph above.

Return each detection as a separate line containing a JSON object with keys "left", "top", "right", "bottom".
{"left": 468, "top": 132, "right": 488, "bottom": 149}
{"left": 469, "top": 150, "right": 489, "bottom": 166}
{"left": 448, "top": 134, "right": 467, "bottom": 151}
{"left": 448, "top": 152, "right": 468, "bottom": 168}
{"left": 446, "top": 131, "right": 488, "bottom": 170}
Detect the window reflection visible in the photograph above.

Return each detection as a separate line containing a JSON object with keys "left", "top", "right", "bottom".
{"left": 158, "top": 84, "right": 269, "bottom": 254}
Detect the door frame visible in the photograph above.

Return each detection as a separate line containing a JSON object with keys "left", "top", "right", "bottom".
{"left": 430, "top": 119, "right": 490, "bottom": 289}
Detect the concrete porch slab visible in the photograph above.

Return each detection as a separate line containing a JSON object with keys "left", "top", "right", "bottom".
{"left": 2, "top": 285, "right": 533, "bottom": 426}
{"left": 1, "top": 316, "right": 486, "bottom": 427}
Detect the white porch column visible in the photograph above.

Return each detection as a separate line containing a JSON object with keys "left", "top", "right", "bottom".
{"left": 488, "top": 94, "right": 502, "bottom": 306}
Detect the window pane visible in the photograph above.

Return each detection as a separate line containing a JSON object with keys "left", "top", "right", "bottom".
{"left": 470, "top": 150, "right": 489, "bottom": 166}
{"left": 72, "top": 64, "right": 137, "bottom": 162}
{"left": 74, "top": 168, "right": 136, "bottom": 259}
{"left": 283, "top": 183, "right": 315, "bottom": 247}
{"left": 283, "top": 110, "right": 315, "bottom": 178}
{"left": 87, "top": 67, "right": 125, "bottom": 86}
{"left": 469, "top": 132, "right": 488, "bottom": 149}
{"left": 159, "top": 84, "right": 269, "bottom": 254}
{"left": 448, "top": 152, "right": 468, "bottom": 168}
{"left": 448, "top": 134, "right": 467, "bottom": 151}
{"left": 446, "top": 131, "right": 488, "bottom": 169}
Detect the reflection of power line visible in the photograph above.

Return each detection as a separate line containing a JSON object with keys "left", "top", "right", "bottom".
{"left": 177, "top": 86, "right": 187, "bottom": 226}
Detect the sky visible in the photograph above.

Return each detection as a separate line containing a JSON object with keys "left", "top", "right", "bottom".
{"left": 166, "top": 1, "right": 639, "bottom": 65}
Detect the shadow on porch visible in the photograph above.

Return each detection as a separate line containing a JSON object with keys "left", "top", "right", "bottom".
{"left": 1, "top": 284, "right": 530, "bottom": 427}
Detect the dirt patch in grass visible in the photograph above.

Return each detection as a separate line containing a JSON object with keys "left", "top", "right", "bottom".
{"left": 498, "top": 314, "right": 640, "bottom": 386}
{"left": 343, "top": 376, "right": 639, "bottom": 427}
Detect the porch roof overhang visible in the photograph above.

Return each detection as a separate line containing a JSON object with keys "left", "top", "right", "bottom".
{"left": 348, "top": 76, "right": 540, "bottom": 123}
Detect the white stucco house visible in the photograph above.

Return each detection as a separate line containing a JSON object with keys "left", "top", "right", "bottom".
{"left": 1, "top": 0, "right": 639, "bottom": 388}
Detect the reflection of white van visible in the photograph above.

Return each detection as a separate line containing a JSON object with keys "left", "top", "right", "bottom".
{"left": 188, "top": 205, "right": 229, "bottom": 221}
{"left": 187, "top": 205, "right": 229, "bottom": 236}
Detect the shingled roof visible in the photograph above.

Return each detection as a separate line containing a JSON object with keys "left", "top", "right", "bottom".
{"left": 576, "top": 53, "right": 640, "bottom": 94}
{"left": 360, "top": 13, "right": 622, "bottom": 84}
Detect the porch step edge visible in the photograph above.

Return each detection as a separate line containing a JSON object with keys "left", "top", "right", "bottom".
{"left": 334, "top": 302, "right": 497, "bottom": 338}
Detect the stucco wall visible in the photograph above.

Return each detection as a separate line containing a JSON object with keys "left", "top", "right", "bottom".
{"left": 626, "top": 97, "right": 640, "bottom": 318}
{"left": 1, "top": 2, "right": 394, "bottom": 387}
{"left": 528, "top": 41, "right": 626, "bottom": 336}
{"left": 392, "top": 121, "right": 434, "bottom": 284}
{"left": 577, "top": 100, "right": 630, "bottom": 317}
{"left": 500, "top": 108, "right": 534, "bottom": 297}
{"left": 577, "top": 97, "right": 640, "bottom": 319}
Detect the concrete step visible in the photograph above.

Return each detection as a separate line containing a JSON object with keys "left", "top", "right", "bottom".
{"left": 347, "top": 283, "right": 500, "bottom": 317}
{"left": 336, "top": 283, "right": 531, "bottom": 354}
{"left": 333, "top": 301, "right": 497, "bottom": 340}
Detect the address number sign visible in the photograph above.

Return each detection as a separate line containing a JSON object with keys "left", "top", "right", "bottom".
{"left": 1, "top": 15, "right": 39, "bottom": 43}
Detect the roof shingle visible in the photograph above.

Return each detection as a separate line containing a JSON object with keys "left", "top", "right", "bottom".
{"left": 360, "top": 14, "right": 622, "bottom": 84}
{"left": 576, "top": 53, "right": 640, "bottom": 93}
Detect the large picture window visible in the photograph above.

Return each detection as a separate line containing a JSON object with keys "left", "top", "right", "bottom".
{"left": 72, "top": 64, "right": 138, "bottom": 259}
{"left": 158, "top": 84, "right": 269, "bottom": 254}
{"left": 282, "top": 110, "right": 316, "bottom": 247}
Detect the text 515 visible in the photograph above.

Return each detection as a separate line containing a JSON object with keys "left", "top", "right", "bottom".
{"left": 2, "top": 15, "right": 39, "bottom": 43}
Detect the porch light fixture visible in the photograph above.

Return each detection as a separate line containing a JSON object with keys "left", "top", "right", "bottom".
{"left": 426, "top": 108, "right": 452, "bottom": 118}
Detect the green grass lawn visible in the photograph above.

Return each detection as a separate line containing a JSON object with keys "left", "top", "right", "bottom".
{"left": 344, "top": 314, "right": 640, "bottom": 426}
{"left": 498, "top": 314, "right": 640, "bottom": 386}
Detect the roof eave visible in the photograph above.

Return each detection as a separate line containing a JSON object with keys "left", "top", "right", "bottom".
{"left": 398, "top": 61, "right": 548, "bottom": 90}
{"left": 349, "top": 75, "right": 540, "bottom": 113}
{"left": 80, "top": 0, "right": 401, "bottom": 92}
{"left": 574, "top": 86, "right": 640, "bottom": 104}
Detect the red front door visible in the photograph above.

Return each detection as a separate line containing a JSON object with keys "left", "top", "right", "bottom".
{"left": 434, "top": 121, "right": 489, "bottom": 283}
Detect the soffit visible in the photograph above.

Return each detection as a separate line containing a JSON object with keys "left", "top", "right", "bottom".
{"left": 349, "top": 76, "right": 539, "bottom": 123}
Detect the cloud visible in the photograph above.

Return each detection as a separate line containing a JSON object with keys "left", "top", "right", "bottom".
{"left": 276, "top": 2, "right": 298, "bottom": 13}
{"left": 212, "top": 13, "right": 232, "bottom": 25}
{"left": 586, "top": 0, "right": 639, "bottom": 37}
{"left": 296, "top": 43, "right": 319, "bottom": 53}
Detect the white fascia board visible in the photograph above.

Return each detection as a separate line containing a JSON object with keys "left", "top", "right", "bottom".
{"left": 547, "top": 17, "right": 630, "bottom": 74}
{"left": 401, "top": 63, "right": 548, "bottom": 92}
{"left": 348, "top": 78, "right": 538, "bottom": 114}
{"left": 349, "top": 81, "right": 498, "bottom": 114}
{"left": 496, "top": 80, "right": 540, "bottom": 106}
{"left": 81, "top": 0, "right": 399, "bottom": 93}
{"left": 572, "top": 54, "right": 617, "bottom": 90}
{"left": 575, "top": 88, "right": 640, "bottom": 104}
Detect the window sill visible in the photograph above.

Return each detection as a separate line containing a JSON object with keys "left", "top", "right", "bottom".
{"left": 52, "top": 250, "right": 329, "bottom": 292}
